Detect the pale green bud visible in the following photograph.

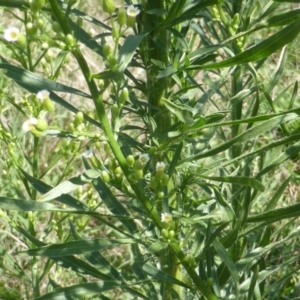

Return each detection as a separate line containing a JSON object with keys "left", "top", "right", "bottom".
{"left": 108, "top": 56, "right": 118, "bottom": 70}
{"left": 35, "top": 119, "right": 48, "bottom": 131}
{"left": 103, "top": 44, "right": 111, "bottom": 58}
{"left": 43, "top": 98, "right": 54, "bottom": 112}
{"left": 111, "top": 104, "right": 119, "bottom": 119}
{"left": 74, "top": 111, "right": 84, "bottom": 126}
{"left": 126, "top": 155, "right": 135, "bottom": 167}
{"left": 103, "top": 0, "right": 115, "bottom": 15}
{"left": 120, "top": 87, "right": 128, "bottom": 105}
{"left": 101, "top": 170, "right": 111, "bottom": 183}
{"left": 134, "top": 169, "right": 143, "bottom": 180}
{"left": 26, "top": 22, "right": 37, "bottom": 35}
{"left": 65, "top": 34, "right": 75, "bottom": 48}
{"left": 117, "top": 8, "right": 126, "bottom": 27}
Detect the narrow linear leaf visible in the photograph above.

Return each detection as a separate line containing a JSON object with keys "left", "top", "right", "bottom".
{"left": 34, "top": 281, "right": 126, "bottom": 300}
{"left": 17, "top": 238, "right": 136, "bottom": 257}
{"left": 201, "top": 18, "right": 300, "bottom": 69}
{"left": 0, "top": 62, "right": 91, "bottom": 98}
{"left": 0, "top": 197, "right": 70, "bottom": 212}
{"left": 247, "top": 203, "right": 300, "bottom": 223}
{"left": 19, "top": 168, "right": 90, "bottom": 211}
{"left": 142, "top": 263, "right": 191, "bottom": 289}
{"left": 118, "top": 34, "right": 147, "bottom": 72}
{"left": 182, "top": 113, "right": 299, "bottom": 163}
{"left": 200, "top": 176, "right": 264, "bottom": 192}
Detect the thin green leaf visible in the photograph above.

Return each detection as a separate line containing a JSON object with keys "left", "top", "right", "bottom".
{"left": 0, "top": 197, "right": 70, "bottom": 212}
{"left": 0, "top": 62, "right": 90, "bottom": 98}
{"left": 19, "top": 168, "right": 90, "bottom": 211}
{"left": 201, "top": 18, "right": 300, "bottom": 69}
{"left": 164, "top": 98, "right": 194, "bottom": 124}
{"left": 213, "top": 240, "right": 240, "bottom": 296}
{"left": 17, "top": 238, "right": 136, "bottom": 257}
{"left": 118, "top": 34, "right": 147, "bottom": 73}
{"left": 33, "top": 281, "right": 126, "bottom": 300}
{"left": 200, "top": 175, "right": 264, "bottom": 192}
{"left": 38, "top": 170, "right": 102, "bottom": 202}
{"left": 247, "top": 203, "right": 300, "bottom": 223}
{"left": 182, "top": 113, "right": 299, "bottom": 163}
{"left": 142, "top": 263, "right": 191, "bottom": 289}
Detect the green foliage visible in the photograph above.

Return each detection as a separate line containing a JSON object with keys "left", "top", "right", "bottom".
{"left": 0, "top": 0, "right": 300, "bottom": 299}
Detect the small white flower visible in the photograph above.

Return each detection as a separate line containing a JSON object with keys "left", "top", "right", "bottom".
{"left": 22, "top": 118, "right": 38, "bottom": 132}
{"left": 126, "top": 5, "right": 140, "bottom": 17}
{"left": 4, "top": 27, "right": 20, "bottom": 42}
{"left": 161, "top": 213, "right": 172, "bottom": 223}
{"left": 36, "top": 90, "right": 50, "bottom": 101}
{"left": 83, "top": 149, "right": 93, "bottom": 158}
{"left": 139, "top": 153, "right": 149, "bottom": 166}
{"left": 156, "top": 161, "right": 166, "bottom": 172}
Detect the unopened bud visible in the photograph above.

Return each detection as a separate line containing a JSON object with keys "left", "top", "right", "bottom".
{"left": 65, "top": 34, "right": 75, "bottom": 48}
{"left": 43, "top": 98, "right": 54, "bottom": 112}
{"left": 120, "top": 87, "right": 128, "bottom": 105}
{"left": 117, "top": 8, "right": 126, "bottom": 27}
{"left": 35, "top": 119, "right": 48, "bottom": 131}
{"left": 126, "top": 155, "right": 135, "bottom": 167}
{"left": 74, "top": 111, "right": 84, "bottom": 126}
{"left": 102, "top": 0, "right": 115, "bottom": 15}
{"left": 103, "top": 44, "right": 111, "bottom": 58}
{"left": 101, "top": 170, "right": 110, "bottom": 183}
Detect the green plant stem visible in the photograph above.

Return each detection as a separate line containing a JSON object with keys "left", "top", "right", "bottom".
{"left": 141, "top": 0, "right": 171, "bottom": 137}
{"left": 47, "top": 0, "right": 161, "bottom": 227}
{"left": 32, "top": 136, "right": 39, "bottom": 200}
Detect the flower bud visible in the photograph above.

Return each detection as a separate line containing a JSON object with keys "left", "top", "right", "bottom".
{"left": 111, "top": 104, "right": 119, "bottom": 119}
{"left": 126, "top": 155, "right": 135, "bottom": 167}
{"left": 126, "top": 5, "right": 140, "bottom": 28}
{"left": 120, "top": 87, "right": 128, "bottom": 105}
{"left": 114, "top": 166, "right": 122, "bottom": 176}
{"left": 30, "top": 0, "right": 45, "bottom": 14}
{"left": 157, "top": 191, "right": 164, "bottom": 199}
{"left": 108, "top": 56, "right": 118, "bottom": 70}
{"left": 168, "top": 230, "right": 175, "bottom": 239}
{"left": 43, "top": 98, "right": 54, "bottom": 112}
{"left": 232, "top": 13, "right": 240, "bottom": 31}
{"left": 35, "top": 119, "right": 48, "bottom": 131}
{"left": 161, "top": 229, "right": 169, "bottom": 239}
{"left": 65, "top": 34, "right": 75, "bottom": 48}
{"left": 37, "top": 18, "right": 44, "bottom": 29}
{"left": 101, "top": 170, "right": 111, "bottom": 183}
{"left": 102, "top": 0, "right": 115, "bottom": 15}
{"left": 117, "top": 8, "right": 126, "bottom": 27}
{"left": 134, "top": 169, "right": 143, "bottom": 180}
{"left": 26, "top": 22, "right": 37, "bottom": 36}
{"left": 103, "top": 44, "right": 111, "bottom": 58}
{"left": 74, "top": 111, "right": 84, "bottom": 127}
{"left": 112, "top": 27, "right": 119, "bottom": 39}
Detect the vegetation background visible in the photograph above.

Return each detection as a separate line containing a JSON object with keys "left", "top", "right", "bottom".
{"left": 0, "top": 0, "right": 300, "bottom": 299}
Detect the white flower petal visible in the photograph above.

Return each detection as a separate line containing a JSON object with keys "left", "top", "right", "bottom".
{"left": 36, "top": 90, "right": 50, "bottom": 101}
{"left": 4, "top": 27, "right": 20, "bottom": 42}
{"left": 139, "top": 153, "right": 150, "bottom": 165}
{"left": 22, "top": 118, "right": 38, "bottom": 132}
{"left": 156, "top": 161, "right": 166, "bottom": 172}
{"left": 161, "top": 213, "right": 172, "bottom": 223}
{"left": 126, "top": 5, "right": 140, "bottom": 17}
